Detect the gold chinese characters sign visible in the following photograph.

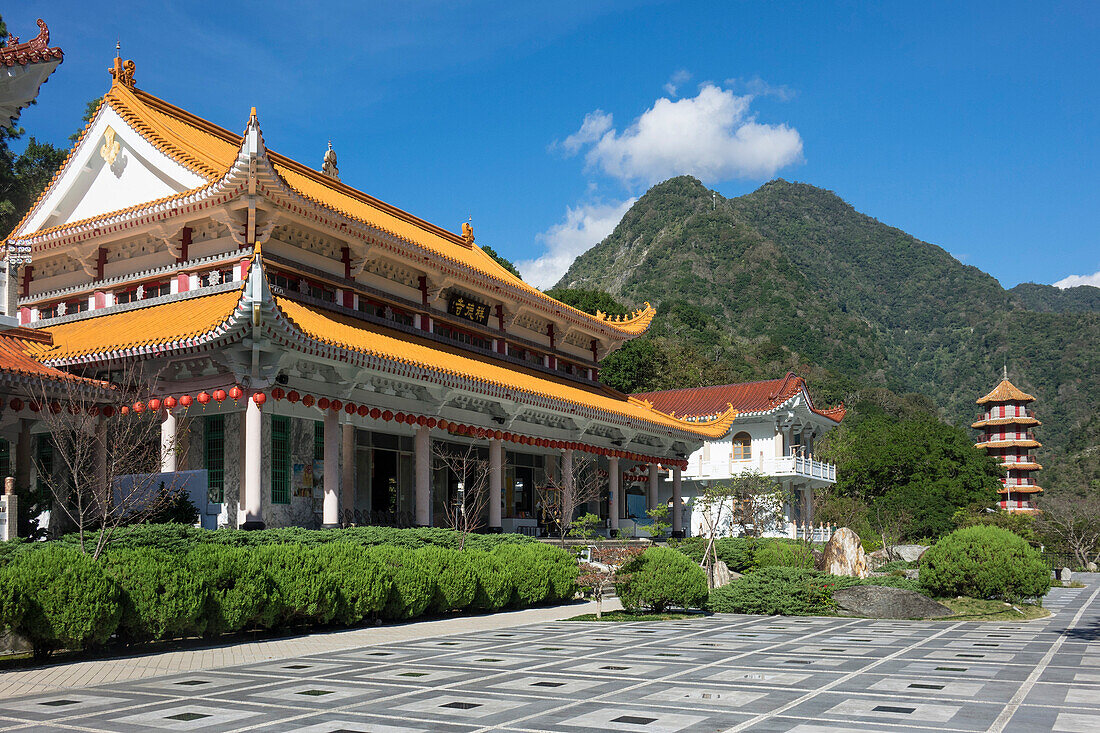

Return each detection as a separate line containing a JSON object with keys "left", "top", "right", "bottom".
{"left": 447, "top": 295, "right": 491, "bottom": 325}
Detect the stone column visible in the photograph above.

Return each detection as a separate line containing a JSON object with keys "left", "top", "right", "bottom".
{"left": 160, "top": 409, "right": 177, "bottom": 473}
{"left": 414, "top": 425, "right": 431, "bottom": 526}
{"left": 241, "top": 398, "right": 264, "bottom": 530}
{"left": 608, "top": 456, "right": 620, "bottom": 533}
{"left": 322, "top": 408, "right": 339, "bottom": 527}
{"left": 647, "top": 462, "right": 659, "bottom": 511}
{"left": 341, "top": 423, "right": 355, "bottom": 522}
{"left": 488, "top": 438, "right": 502, "bottom": 531}
{"left": 672, "top": 465, "right": 683, "bottom": 537}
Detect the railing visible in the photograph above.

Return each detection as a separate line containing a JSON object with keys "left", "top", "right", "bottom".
{"left": 688, "top": 455, "right": 837, "bottom": 483}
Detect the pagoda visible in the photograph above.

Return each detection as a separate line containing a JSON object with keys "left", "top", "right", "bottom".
{"left": 974, "top": 368, "right": 1042, "bottom": 513}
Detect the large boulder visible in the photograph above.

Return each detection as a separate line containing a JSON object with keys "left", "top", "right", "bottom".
{"left": 833, "top": 585, "right": 953, "bottom": 619}
{"left": 884, "top": 545, "right": 929, "bottom": 563}
{"left": 819, "top": 528, "right": 870, "bottom": 578}
{"left": 1087, "top": 562, "right": 1098, "bottom": 573}
{"left": 707, "top": 560, "right": 741, "bottom": 589}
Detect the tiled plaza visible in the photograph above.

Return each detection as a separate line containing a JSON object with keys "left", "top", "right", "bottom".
{"left": 0, "top": 578, "right": 1097, "bottom": 732}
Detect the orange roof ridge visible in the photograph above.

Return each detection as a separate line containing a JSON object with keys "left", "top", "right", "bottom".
{"left": 595, "top": 302, "right": 657, "bottom": 335}
{"left": 976, "top": 378, "right": 1036, "bottom": 405}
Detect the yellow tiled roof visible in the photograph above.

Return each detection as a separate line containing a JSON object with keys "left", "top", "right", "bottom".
{"left": 1000, "top": 461, "right": 1043, "bottom": 470}
{"left": 971, "top": 416, "right": 1041, "bottom": 428}
{"left": 37, "top": 288, "right": 244, "bottom": 362}
{"left": 274, "top": 296, "right": 736, "bottom": 439}
{"left": 976, "top": 378, "right": 1036, "bottom": 405}
{"left": 8, "top": 79, "right": 652, "bottom": 339}
{"left": 976, "top": 439, "right": 1042, "bottom": 449}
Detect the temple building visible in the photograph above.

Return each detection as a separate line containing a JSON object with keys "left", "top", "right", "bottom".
{"left": 0, "top": 58, "right": 737, "bottom": 535}
{"left": 635, "top": 374, "right": 844, "bottom": 537}
{"left": 974, "top": 369, "right": 1042, "bottom": 513}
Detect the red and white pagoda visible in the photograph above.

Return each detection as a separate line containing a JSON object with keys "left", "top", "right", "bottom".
{"left": 974, "top": 369, "right": 1042, "bottom": 513}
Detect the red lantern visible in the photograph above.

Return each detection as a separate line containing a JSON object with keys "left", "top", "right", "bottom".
{"left": 357, "top": 405, "right": 369, "bottom": 417}
{"left": 381, "top": 410, "right": 393, "bottom": 421}
{"left": 271, "top": 386, "right": 285, "bottom": 400}
{"left": 148, "top": 398, "right": 162, "bottom": 412}
{"left": 9, "top": 398, "right": 23, "bottom": 412}
{"left": 197, "top": 391, "right": 211, "bottom": 406}
{"left": 88, "top": 405, "right": 100, "bottom": 416}
{"left": 437, "top": 419, "right": 449, "bottom": 430}
{"left": 132, "top": 401, "right": 145, "bottom": 414}
{"left": 520, "top": 435, "right": 530, "bottom": 445}
{"left": 417, "top": 415, "right": 427, "bottom": 426}
{"left": 331, "top": 400, "right": 342, "bottom": 412}
{"left": 427, "top": 417, "right": 437, "bottom": 428}
{"left": 213, "top": 389, "right": 227, "bottom": 403}
{"left": 120, "top": 405, "right": 129, "bottom": 415}
{"left": 179, "top": 394, "right": 193, "bottom": 408}
{"left": 68, "top": 404, "right": 81, "bottom": 415}
{"left": 318, "top": 397, "right": 330, "bottom": 410}
{"left": 253, "top": 392, "right": 267, "bottom": 406}
{"left": 369, "top": 408, "right": 381, "bottom": 420}
{"left": 493, "top": 430, "right": 502, "bottom": 440}
{"left": 345, "top": 403, "right": 356, "bottom": 415}
{"left": 28, "top": 401, "right": 41, "bottom": 413}
{"left": 302, "top": 395, "right": 315, "bottom": 408}
{"left": 287, "top": 390, "right": 300, "bottom": 403}
{"left": 228, "top": 385, "right": 243, "bottom": 402}
{"left": 164, "top": 396, "right": 177, "bottom": 410}
{"left": 395, "top": 412, "right": 406, "bottom": 423}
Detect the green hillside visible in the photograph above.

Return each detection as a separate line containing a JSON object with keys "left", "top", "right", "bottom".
{"left": 557, "top": 177, "right": 1099, "bottom": 497}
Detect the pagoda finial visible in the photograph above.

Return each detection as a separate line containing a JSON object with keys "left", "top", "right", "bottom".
{"left": 1003, "top": 362, "right": 1008, "bottom": 380}
{"left": 322, "top": 140, "right": 339, "bottom": 180}
{"left": 109, "top": 46, "right": 136, "bottom": 89}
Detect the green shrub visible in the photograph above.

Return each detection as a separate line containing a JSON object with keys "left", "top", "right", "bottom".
{"left": 494, "top": 544, "right": 552, "bottom": 607}
{"left": 255, "top": 545, "right": 339, "bottom": 625}
{"left": 753, "top": 540, "right": 815, "bottom": 569}
{"left": 525, "top": 543, "right": 579, "bottom": 601}
{"left": 185, "top": 544, "right": 277, "bottom": 635}
{"left": 316, "top": 543, "right": 393, "bottom": 625}
{"left": 467, "top": 551, "right": 513, "bottom": 611}
{"left": 0, "top": 565, "right": 28, "bottom": 633}
{"left": 616, "top": 547, "right": 708, "bottom": 612}
{"left": 105, "top": 549, "right": 208, "bottom": 642}
{"left": 418, "top": 546, "right": 476, "bottom": 613}
{"left": 374, "top": 546, "right": 434, "bottom": 620}
{"left": 708, "top": 567, "right": 838, "bottom": 615}
{"left": 670, "top": 537, "right": 758, "bottom": 572}
{"left": 2, "top": 546, "right": 121, "bottom": 655}
{"left": 920, "top": 526, "right": 1050, "bottom": 602}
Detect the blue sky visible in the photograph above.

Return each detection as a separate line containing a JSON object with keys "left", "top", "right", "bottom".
{"left": 7, "top": 1, "right": 1099, "bottom": 289}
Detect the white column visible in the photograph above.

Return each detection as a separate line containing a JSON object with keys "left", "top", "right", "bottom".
{"left": 489, "top": 438, "right": 502, "bottom": 530}
{"left": 242, "top": 398, "right": 264, "bottom": 529}
{"left": 322, "top": 408, "right": 339, "bottom": 527}
{"left": 415, "top": 425, "right": 431, "bottom": 526}
{"left": 341, "top": 423, "right": 355, "bottom": 522}
{"left": 160, "top": 409, "right": 177, "bottom": 473}
{"left": 608, "top": 456, "right": 620, "bottom": 533}
{"left": 647, "top": 462, "right": 659, "bottom": 511}
{"left": 672, "top": 466, "right": 683, "bottom": 536}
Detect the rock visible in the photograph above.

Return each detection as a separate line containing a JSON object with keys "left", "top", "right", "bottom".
{"left": 833, "top": 585, "right": 954, "bottom": 619}
{"left": 712, "top": 560, "right": 731, "bottom": 588}
{"left": 0, "top": 629, "right": 32, "bottom": 656}
{"left": 902, "top": 569, "right": 920, "bottom": 580}
{"left": 1062, "top": 568, "right": 1072, "bottom": 583}
{"left": 1087, "top": 562, "right": 1097, "bottom": 573}
{"left": 819, "top": 528, "right": 870, "bottom": 578}
{"left": 883, "top": 544, "right": 929, "bottom": 563}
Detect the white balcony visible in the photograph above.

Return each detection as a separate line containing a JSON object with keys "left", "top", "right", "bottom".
{"left": 686, "top": 454, "right": 837, "bottom": 484}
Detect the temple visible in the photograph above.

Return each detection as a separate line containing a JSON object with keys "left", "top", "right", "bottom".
{"left": 0, "top": 58, "right": 737, "bottom": 535}
{"left": 974, "top": 369, "right": 1042, "bottom": 513}
{"left": 635, "top": 374, "right": 844, "bottom": 537}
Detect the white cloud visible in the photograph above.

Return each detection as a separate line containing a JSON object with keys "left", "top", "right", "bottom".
{"left": 559, "top": 110, "right": 612, "bottom": 155}
{"left": 570, "top": 83, "right": 803, "bottom": 186}
{"left": 517, "top": 198, "right": 637, "bottom": 289}
{"left": 1053, "top": 270, "right": 1100, "bottom": 288}
{"left": 663, "top": 69, "right": 693, "bottom": 97}
{"left": 725, "top": 75, "right": 797, "bottom": 101}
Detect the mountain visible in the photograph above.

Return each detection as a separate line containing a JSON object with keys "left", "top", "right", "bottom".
{"left": 557, "top": 177, "right": 1100, "bottom": 497}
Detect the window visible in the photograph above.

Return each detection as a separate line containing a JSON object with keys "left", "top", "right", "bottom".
{"left": 271, "top": 416, "right": 290, "bottom": 504}
{"left": 272, "top": 272, "right": 300, "bottom": 291}
{"left": 115, "top": 288, "right": 139, "bottom": 304}
{"left": 204, "top": 415, "right": 225, "bottom": 503}
{"left": 0, "top": 439, "right": 9, "bottom": 478}
{"left": 314, "top": 420, "right": 324, "bottom": 461}
{"left": 732, "top": 432, "right": 752, "bottom": 460}
{"left": 38, "top": 305, "right": 58, "bottom": 320}
{"left": 145, "top": 281, "right": 171, "bottom": 298}
{"left": 437, "top": 322, "right": 492, "bottom": 351}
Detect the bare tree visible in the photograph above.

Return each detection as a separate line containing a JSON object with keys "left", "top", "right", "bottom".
{"left": 727, "top": 470, "right": 790, "bottom": 538}
{"left": 1037, "top": 494, "right": 1100, "bottom": 568}
{"left": 32, "top": 364, "right": 188, "bottom": 559}
{"left": 432, "top": 441, "right": 491, "bottom": 549}
{"left": 537, "top": 452, "right": 605, "bottom": 545}
{"left": 694, "top": 482, "right": 741, "bottom": 588}
{"left": 577, "top": 541, "right": 642, "bottom": 619}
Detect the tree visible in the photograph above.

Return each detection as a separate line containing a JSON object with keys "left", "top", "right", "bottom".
{"left": 69, "top": 97, "right": 103, "bottom": 144}
{"left": 576, "top": 541, "right": 642, "bottom": 619}
{"left": 481, "top": 246, "right": 522, "bottom": 280}
{"left": 726, "top": 470, "right": 790, "bottom": 538}
{"left": 431, "top": 442, "right": 491, "bottom": 549}
{"left": 1037, "top": 494, "right": 1100, "bottom": 569}
{"left": 537, "top": 452, "right": 604, "bottom": 544}
{"left": 31, "top": 366, "right": 189, "bottom": 559}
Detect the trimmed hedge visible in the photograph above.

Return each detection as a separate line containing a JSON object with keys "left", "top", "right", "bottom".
{"left": 920, "top": 526, "right": 1050, "bottom": 602}
{"left": 105, "top": 549, "right": 208, "bottom": 642}
{"left": 616, "top": 547, "right": 708, "bottom": 612}
{"left": 467, "top": 551, "right": 513, "bottom": 611}
{"left": 419, "top": 546, "right": 477, "bottom": 613}
{"left": 708, "top": 567, "right": 922, "bottom": 616}
{"left": 671, "top": 536, "right": 813, "bottom": 572}
{"left": 316, "top": 543, "right": 393, "bottom": 625}
{"left": 185, "top": 544, "right": 277, "bottom": 634}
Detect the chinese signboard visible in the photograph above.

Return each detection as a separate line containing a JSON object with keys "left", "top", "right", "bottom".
{"left": 447, "top": 295, "right": 491, "bottom": 325}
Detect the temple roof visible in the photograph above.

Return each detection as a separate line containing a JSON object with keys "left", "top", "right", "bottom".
{"left": 972, "top": 416, "right": 1041, "bottom": 428}
{"left": 0, "top": 327, "right": 106, "bottom": 391}
{"left": 976, "top": 377, "right": 1035, "bottom": 405}
{"left": 633, "top": 373, "right": 845, "bottom": 423}
{"left": 6, "top": 74, "right": 655, "bottom": 339}
{"left": 0, "top": 19, "right": 63, "bottom": 127}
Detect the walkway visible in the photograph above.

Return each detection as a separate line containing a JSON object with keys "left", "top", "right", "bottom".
{"left": 0, "top": 579, "right": 1097, "bottom": 732}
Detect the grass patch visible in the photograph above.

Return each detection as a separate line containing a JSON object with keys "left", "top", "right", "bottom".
{"left": 1050, "top": 580, "right": 1086, "bottom": 588}
{"left": 565, "top": 610, "right": 702, "bottom": 622}
{"left": 937, "top": 597, "right": 1049, "bottom": 621}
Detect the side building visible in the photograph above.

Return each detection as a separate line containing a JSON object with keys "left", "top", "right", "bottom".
{"left": 0, "top": 58, "right": 736, "bottom": 535}
{"left": 635, "top": 374, "right": 844, "bottom": 538}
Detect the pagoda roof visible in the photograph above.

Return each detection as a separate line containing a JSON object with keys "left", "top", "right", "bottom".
{"left": 0, "top": 327, "right": 107, "bottom": 393}
{"left": 972, "top": 416, "right": 1041, "bottom": 428}
{"left": 1000, "top": 461, "right": 1042, "bottom": 470}
{"left": 976, "top": 378, "right": 1035, "bottom": 405}
{"left": 976, "top": 439, "right": 1042, "bottom": 449}
{"left": 998, "top": 485, "right": 1043, "bottom": 494}
{"left": 6, "top": 72, "right": 655, "bottom": 340}
{"left": 633, "top": 373, "right": 845, "bottom": 424}
{"left": 0, "top": 19, "right": 64, "bottom": 127}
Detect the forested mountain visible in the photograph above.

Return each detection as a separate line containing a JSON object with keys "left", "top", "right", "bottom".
{"left": 557, "top": 177, "right": 1099, "bottom": 497}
